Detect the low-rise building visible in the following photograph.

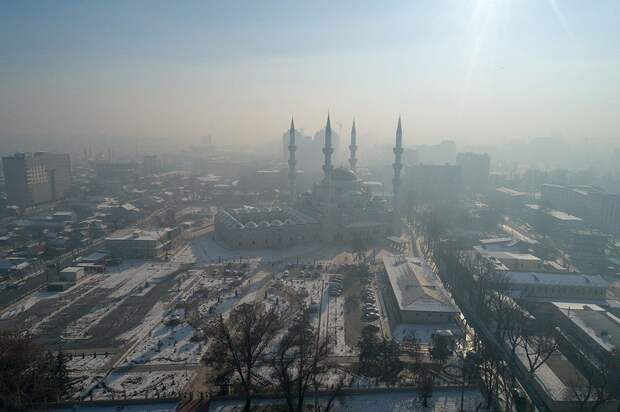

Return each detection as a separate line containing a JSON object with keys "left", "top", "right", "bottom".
{"left": 502, "top": 271, "right": 608, "bottom": 302}
{"left": 550, "top": 302, "right": 619, "bottom": 370}
{"left": 59, "top": 266, "right": 85, "bottom": 283}
{"left": 382, "top": 254, "right": 459, "bottom": 325}
{"left": 215, "top": 206, "right": 318, "bottom": 249}
{"left": 105, "top": 227, "right": 181, "bottom": 259}
{"left": 474, "top": 246, "right": 544, "bottom": 272}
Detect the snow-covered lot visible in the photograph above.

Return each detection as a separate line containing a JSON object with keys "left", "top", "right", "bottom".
{"left": 88, "top": 371, "right": 191, "bottom": 400}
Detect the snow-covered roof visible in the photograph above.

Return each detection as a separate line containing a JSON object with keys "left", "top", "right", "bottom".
{"left": 548, "top": 210, "right": 583, "bottom": 222}
{"left": 383, "top": 254, "right": 459, "bottom": 314}
{"left": 505, "top": 271, "right": 608, "bottom": 288}
{"left": 553, "top": 302, "right": 619, "bottom": 353}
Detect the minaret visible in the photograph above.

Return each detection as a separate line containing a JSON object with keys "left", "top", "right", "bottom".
{"left": 322, "top": 114, "right": 334, "bottom": 180}
{"left": 321, "top": 114, "right": 335, "bottom": 243}
{"left": 392, "top": 116, "right": 404, "bottom": 232}
{"left": 287, "top": 117, "right": 297, "bottom": 201}
{"left": 349, "top": 120, "right": 357, "bottom": 172}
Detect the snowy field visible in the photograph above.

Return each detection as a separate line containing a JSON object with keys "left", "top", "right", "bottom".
{"left": 173, "top": 232, "right": 359, "bottom": 266}
{"left": 86, "top": 371, "right": 191, "bottom": 400}
{"left": 209, "top": 388, "right": 486, "bottom": 411}
{"left": 123, "top": 308, "right": 205, "bottom": 366}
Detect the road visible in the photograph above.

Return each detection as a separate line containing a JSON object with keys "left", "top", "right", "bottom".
{"left": 415, "top": 231, "right": 552, "bottom": 412}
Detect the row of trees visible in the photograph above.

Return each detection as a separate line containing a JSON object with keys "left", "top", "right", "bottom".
{"left": 0, "top": 332, "right": 70, "bottom": 410}
{"left": 415, "top": 207, "right": 617, "bottom": 410}
{"left": 203, "top": 302, "right": 345, "bottom": 412}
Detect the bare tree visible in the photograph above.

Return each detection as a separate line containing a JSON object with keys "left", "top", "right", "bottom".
{"left": 269, "top": 308, "right": 345, "bottom": 412}
{"left": 519, "top": 334, "right": 558, "bottom": 375}
{"left": 0, "top": 332, "right": 69, "bottom": 410}
{"left": 416, "top": 366, "right": 434, "bottom": 408}
{"left": 571, "top": 365, "right": 615, "bottom": 412}
{"left": 203, "top": 302, "right": 281, "bottom": 412}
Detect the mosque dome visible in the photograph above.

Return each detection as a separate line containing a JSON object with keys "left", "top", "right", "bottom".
{"left": 245, "top": 221, "right": 258, "bottom": 229}
{"left": 332, "top": 167, "right": 358, "bottom": 181}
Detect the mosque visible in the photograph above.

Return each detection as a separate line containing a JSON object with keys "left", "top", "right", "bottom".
{"left": 214, "top": 115, "right": 404, "bottom": 249}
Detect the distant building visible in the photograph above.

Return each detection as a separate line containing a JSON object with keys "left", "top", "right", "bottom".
{"left": 568, "top": 229, "right": 609, "bottom": 273}
{"left": 541, "top": 183, "right": 620, "bottom": 236}
{"left": 142, "top": 155, "right": 161, "bottom": 175}
{"left": 215, "top": 206, "right": 318, "bottom": 249}
{"left": 405, "top": 164, "right": 462, "bottom": 205}
{"left": 59, "top": 266, "right": 85, "bottom": 283}
{"left": 474, "top": 246, "right": 544, "bottom": 272}
{"left": 382, "top": 254, "right": 459, "bottom": 325}
{"left": 493, "top": 187, "right": 530, "bottom": 207}
{"left": 105, "top": 227, "right": 181, "bottom": 259}
{"left": 550, "top": 302, "right": 620, "bottom": 377}
{"left": 408, "top": 140, "right": 456, "bottom": 165}
{"left": 2, "top": 152, "right": 71, "bottom": 207}
{"left": 456, "top": 152, "right": 490, "bottom": 194}
{"left": 501, "top": 271, "right": 608, "bottom": 302}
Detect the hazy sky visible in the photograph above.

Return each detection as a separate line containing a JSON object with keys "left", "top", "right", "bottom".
{"left": 1, "top": 0, "right": 618, "bottom": 147}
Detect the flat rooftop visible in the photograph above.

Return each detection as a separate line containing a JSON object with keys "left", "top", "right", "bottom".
{"left": 475, "top": 247, "right": 542, "bottom": 262}
{"left": 106, "top": 228, "right": 172, "bottom": 242}
{"left": 496, "top": 187, "right": 527, "bottom": 197}
{"left": 505, "top": 271, "right": 608, "bottom": 288}
{"left": 552, "top": 302, "right": 619, "bottom": 353}
{"left": 548, "top": 210, "right": 583, "bottom": 222}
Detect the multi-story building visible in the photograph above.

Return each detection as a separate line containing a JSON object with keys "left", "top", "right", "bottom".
{"left": 501, "top": 271, "right": 608, "bottom": 302}
{"left": 405, "top": 164, "right": 462, "bottom": 205}
{"left": 541, "top": 183, "right": 620, "bottom": 236}
{"left": 105, "top": 227, "right": 181, "bottom": 260}
{"left": 550, "top": 302, "right": 620, "bottom": 382}
{"left": 2, "top": 152, "right": 71, "bottom": 207}
{"left": 456, "top": 152, "right": 491, "bottom": 194}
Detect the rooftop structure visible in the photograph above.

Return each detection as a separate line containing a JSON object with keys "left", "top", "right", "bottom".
{"left": 383, "top": 254, "right": 459, "bottom": 325}
{"left": 474, "top": 246, "right": 543, "bottom": 271}
{"left": 550, "top": 302, "right": 620, "bottom": 375}
{"left": 105, "top": 227, "right": 180, "bottom": 259}
{"left": 503, "top": 271, "right": 608, "bottom": 301}
{"left": 214, "top": 206, "right": 319, "bottom": 249}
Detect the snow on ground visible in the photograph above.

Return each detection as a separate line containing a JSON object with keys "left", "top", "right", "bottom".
{"left": 89, "top": 371, "right": 191, "bottom": 400}
{"left": 124, "top": 310, "right": 205, "bottom": 366}
{"left": 103, "top": 261, "right": 179, "bottom": 299}
{"left": 209, "top": 388, "right": 486, "bottom": 411}
{"left": 61, "top": 262, "right": 180, "bottom": 340}
{"left": 328, "top": 294, "right": 351, "bottom": 355}
{"left": 67, "top": 354, "right": 112, "bottom": 374}
{"left": 0, "top": 293, "right": 44, "bottom": 319}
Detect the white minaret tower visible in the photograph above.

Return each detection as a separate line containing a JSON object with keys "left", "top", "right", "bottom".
{"left": 392, "top": 116, "right": 404, "bottom": 232}
{"left": 322, "top": 114, "right": 334, "bottom": 180}
{"left": 321, "top": 114, "right": 336, "bottom": 242}
{"left": 349, "top": 120, "right": 357, "bottom": 172}
{"left": 287, "top": 117, "right": 297, "bottom": 202}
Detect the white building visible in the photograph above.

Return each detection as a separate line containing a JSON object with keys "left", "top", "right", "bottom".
{"left": 59, "top": 266, "right": 85, "bottom": 283}
{"left": 383, "top": 254, "right": 459, "bottom": 325}
{"left": 215, "top": 206, "right": 318, "bottom": 249}
{"left": 105, "top": 227, "right": 181, "bottom": 259}
{"left": 503, "top": 271, "right": 608, "bottom": 302}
